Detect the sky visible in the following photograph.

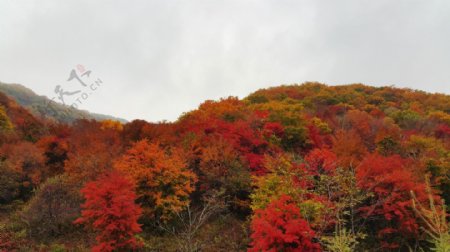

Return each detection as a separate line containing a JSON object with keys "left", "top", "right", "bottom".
{"left": 0, "top": 0, "right": 449, "bottom": 122}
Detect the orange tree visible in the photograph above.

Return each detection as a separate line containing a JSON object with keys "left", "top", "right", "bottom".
{"left": 114, "top": 140, "right": 196, "bottom": 220}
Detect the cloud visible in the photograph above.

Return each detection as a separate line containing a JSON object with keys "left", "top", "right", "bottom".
{"left": 0, "top": 0, "right": 449, "bottom": 121}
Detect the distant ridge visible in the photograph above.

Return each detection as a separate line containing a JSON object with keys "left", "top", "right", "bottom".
{"left": 0, "top": 82, "right": 127, "bottom": 124}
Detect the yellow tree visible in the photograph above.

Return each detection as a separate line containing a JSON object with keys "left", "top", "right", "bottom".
{"left": 250, "top": 154, "right": 333, "bottom": 232}
{"left": 0, "top": 105, "right": 13, "bottom": 132}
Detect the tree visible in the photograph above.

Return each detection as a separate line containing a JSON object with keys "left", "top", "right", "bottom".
{"left": 179, "top": 97, "right": 247, "bottom": 125}
{"left": 343, "top": 110, "right": 373, "bottom": 147}
{"left": 197, "top": 138, "right": 251, "bottom": 211}
{"left": 435, "top": 124, "right": 450, "bottom": 139}
{"left": 403, "top": 135, "right": 450, "bottom": 207}
{"left": 356, "top": 154, "right": 429, "bottom": 249}
{"left": 322, "top": 227, "right": 361, "bottom": 252}
{"left": 100, "top": 119, "right": 123, "bottom": 131}
{"left": 36, "top": 136, "right": 68, "bottom": 178}
{"left": 392, "top": 110, "right": 422, "bottom": 129}
{"left": 263, "top": 122, "right": 284, "bottom": 138}
{"left": 203, "top": 119, "right": 270, "bottom": 175}
{"left": 122, "top": 119, "right": 150, "bottom": 144}
{"left": 114, "top": 140, "right": 196, "bottom": 220}
{"left": 307, "top": 118, "right": 332, "bottom": 149}
{"left": 64, "top": 120, "right": 122, "bottom": 183}
{"left": 21, "top": 175, "right": 81, "bottom": 238}
{"left": 250, "top": 154, "right": 333, "bottom": 233}
{"left": 411, "top": 176, "right": 449, "bottom": 252}
{"left": 74, "top": 172, "right": 142, "bottom": 252}
{"left": 332, "top": 130, "right": 367, "bottom": 168}
{"left": 0, "top": 93, "right": 46, "bottom": 141}
{"left": 158, "top": 190, "right": 227, "bottom": 252}
{"left": 304, "top": 148, "right": 337, "bottom": 175}
{"left": 247, "top": 98, "right": 308, "bottom": 151}
{"left": 0, "top": 160, "right": 22, "bottom": 204}
{"left": 1, "top": 141, "right": 45, "bottom": 188}
{"left": 0, "top": 105, "right": 13, "bottom": 132}
{"left": 249, "top": 195, "right": 321, "bottom": 252}
{"left": 250, "top": 154, "right": 308, "bottom": 211}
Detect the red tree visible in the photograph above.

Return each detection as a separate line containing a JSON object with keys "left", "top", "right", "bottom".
{"left": 356, "top": 154, "right": 428, "bottom": 249}
{"left": 435, "top": 123, "right": 450, "bottom": 139}
{"left": 249, "top": 195, "right": 321, "bottom": 252}
{"left": 263, "top": 122, "right": 284, "bottom": 138}
{"left": 74, "top": 172, "right": 142, "bottom": 252}
{"left": 304, "top": 148, "right": 337, "bottom": 175}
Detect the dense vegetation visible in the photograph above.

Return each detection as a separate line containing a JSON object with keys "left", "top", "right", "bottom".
{"left": 0, "top": 82, "right": 449, "bottom": 251}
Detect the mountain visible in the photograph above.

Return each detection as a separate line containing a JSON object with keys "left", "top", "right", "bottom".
{"left": 1, "top": 82, "right": 449, "bottom": 251}
{"left": 0, "top": 82, "right": 127, "bottom": 124}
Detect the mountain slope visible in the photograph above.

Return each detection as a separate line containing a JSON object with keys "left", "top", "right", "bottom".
{"left": 0, "top": 91, "right": 46, "bottom": 141}
{"left": 0, "top": 82, "right": 126, "bottom": 124}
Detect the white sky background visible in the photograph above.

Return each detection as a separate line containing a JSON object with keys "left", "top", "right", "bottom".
{"left": 0, "top": 0, "right": 449, "bottom": 122}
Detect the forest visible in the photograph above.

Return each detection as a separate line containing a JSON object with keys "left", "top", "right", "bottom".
{"left": 0, "top": 82, "right": 449, "bottom": 251}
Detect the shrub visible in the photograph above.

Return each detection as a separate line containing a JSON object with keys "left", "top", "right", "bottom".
{"left": 21, "top": 175, "right": 82, "bottom": 239}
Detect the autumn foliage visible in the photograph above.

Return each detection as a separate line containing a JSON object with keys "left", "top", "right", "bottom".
{"left": 304, "top": 147, "right": 337, "bottom": 175}
{"left": 356, "top": 154, "right": 428, "bottom": 247}
{"left": 114, "top": 140, "right": 196, "bottom": 219}
{"left": 249, "top": 195, "right": 321, "bottom": 252}
{"left": 0, "top": 83, "right": 449, "bottom": 251}
{"left": 74, "top": 172, "right": 142, "bottom": 252}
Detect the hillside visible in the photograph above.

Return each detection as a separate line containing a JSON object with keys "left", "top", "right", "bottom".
{"left": 0, "top": 82, "right": 127, "bottom": 123}
{"left": 0, "top": 91, "right": 46, "bottom": 142}
{"left": 0, "top": 82, "right": 449, "bottom": 251}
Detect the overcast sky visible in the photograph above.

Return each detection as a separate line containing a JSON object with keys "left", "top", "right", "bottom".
{"left": 0, "top": 0, "right": 449, "bottom": 122}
